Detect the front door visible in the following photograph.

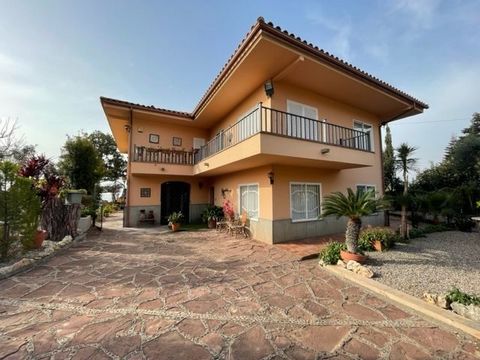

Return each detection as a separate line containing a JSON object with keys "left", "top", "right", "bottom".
{"left": 160, "top": 182, "right": 190, "bottom": 225}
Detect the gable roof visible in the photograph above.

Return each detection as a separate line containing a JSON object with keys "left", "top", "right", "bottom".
{"left": 101, "top": 17, "right": 428, "bottom": 120}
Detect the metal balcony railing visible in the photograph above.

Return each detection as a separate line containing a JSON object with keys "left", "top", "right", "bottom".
{"left": 194, "top": 105, "right": 371, "bottom": 163}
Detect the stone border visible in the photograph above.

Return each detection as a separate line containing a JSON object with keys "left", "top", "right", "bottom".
{"left": 325, "top": 265, "right": 480, "bottom": 340}
{"left": 0, "top": 232, "right": 87, "bottom": 280}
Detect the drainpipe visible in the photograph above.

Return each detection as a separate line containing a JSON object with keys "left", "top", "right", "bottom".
{"left": 380, "top": 103, "right": 416, "bottom": 226}
{"left": 125, "top": 108, "right": 133, "bottom": 227}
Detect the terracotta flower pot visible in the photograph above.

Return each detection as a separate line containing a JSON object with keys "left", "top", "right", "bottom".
{"left": 373, "top": 240, "right": 384, "bottom": 252}
{"left": 171, "top": 223, "right": 181, "bottom": 232}
{"left": 207, "top": 219, "right": 217, "bottom": 229}
{"left": 340, "top": 250, "right": 367, "bottom": 264}
{"left": 34, "top": 230, "right": 47, "bottom": 249}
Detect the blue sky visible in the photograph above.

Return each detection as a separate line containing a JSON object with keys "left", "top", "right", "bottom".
{"left": 1, "top": 0, "right": 479, "bottom": 169}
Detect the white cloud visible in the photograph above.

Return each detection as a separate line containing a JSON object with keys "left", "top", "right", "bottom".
{"left": 390, "top": 0, "right": 442, "bottom": 29}
{"left": 306, "top": 12, "right": 353, "bottom": 60}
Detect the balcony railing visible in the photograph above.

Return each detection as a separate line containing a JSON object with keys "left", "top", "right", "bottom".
{"left": 194, "top": 105, "right": 371, "bottom": 163}
{"left": 133, "top": 145, "right": 195, "bottom": 165}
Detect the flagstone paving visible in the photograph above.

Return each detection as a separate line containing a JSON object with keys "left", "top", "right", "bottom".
{"left": 0, "top": 217, "right": 479, "bottom": 359}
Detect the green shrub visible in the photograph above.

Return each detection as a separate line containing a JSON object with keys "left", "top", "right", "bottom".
{"left": 319, "top": 242, "right": 346, "bottom": 265}
{"left": 201, "top": 205, "right": 224, "bottom": 223}
{"left": 422, "top": 224, "right": 451, "bottom": 233}
{"left": 447, "top": 288, "right": 480, "bottom": 306}
{"left": 358, "top": 227, "right": 396, "bottom": 251}
{"left": 408, "top": 228, "right": 426, "bottom": 239}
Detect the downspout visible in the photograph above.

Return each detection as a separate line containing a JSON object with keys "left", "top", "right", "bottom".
{"left": 125, "top": 108, "right": 133, "bottom": 227}
{"left": 380, "top": 103, "right": 416, "bottom": 226}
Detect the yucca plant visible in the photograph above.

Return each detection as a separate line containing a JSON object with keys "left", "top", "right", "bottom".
{"left": 323, "top": 188, "right": 381, "bottom": 254}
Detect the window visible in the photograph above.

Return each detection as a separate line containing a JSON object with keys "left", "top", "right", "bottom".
{"left": 290, "top": 183, "right": 321, "bottom": 222}
{"left": 287, "top": 100, "right": 319, "bottom": 141}
{"left": 172, "top": 137, "right": 182, "bottom": 146}
{"left": 356, "top": 184, "right": 376, "bottom": 196}
{"left": 353, "top": 121, "right": 373, "bottom": 151}
{"left": 193, "top": 137, "right": 205, "bottom": 149}
{"left": 140, "top": 188, "right": 151, "bottom": 198}
{"left": 239, "top": 184, "right": 259, "bottom": 220}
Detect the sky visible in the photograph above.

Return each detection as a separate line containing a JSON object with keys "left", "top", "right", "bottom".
{"left": 1, "top": 0, "right": 479, "bottom": 170}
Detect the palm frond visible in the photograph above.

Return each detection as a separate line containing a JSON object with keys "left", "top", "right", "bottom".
{"left": 323, "top": 187, "right": 381, "bottom": 220}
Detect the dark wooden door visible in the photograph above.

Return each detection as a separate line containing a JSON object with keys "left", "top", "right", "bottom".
{"left": 160, "top": 182, "right": 190, "bottom": 225}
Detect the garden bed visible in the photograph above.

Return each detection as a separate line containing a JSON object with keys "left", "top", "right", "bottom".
{"left": 367, "top": 231, "right": 480, "bottom": 298}
{"left": 0, "top": 233, "right": 85, "bottom": 279}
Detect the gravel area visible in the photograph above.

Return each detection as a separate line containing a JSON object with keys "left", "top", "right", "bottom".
{"left": 368, "top": 231, "right": 480, "bottom": 298}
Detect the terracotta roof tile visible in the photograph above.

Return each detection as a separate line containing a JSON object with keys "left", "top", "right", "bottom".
{"left": 100, "top": 96, "right": 192, "bottom": 118}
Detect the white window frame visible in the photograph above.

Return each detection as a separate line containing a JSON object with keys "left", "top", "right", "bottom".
{"left": 356, "top": 184, "right": 379, "bottom": 215}
{"left": 286, "top": 100, "right": 319, "bottom": 141}
{"left": 356, "top": 184, "right": 377, "bottom": 196}
{"left": 237, "top": 183, "right": 259, "bottom": 221}
{"left": 193, "top": 137, "right": 206, "bottom": 150}
{"left": 353, "top": 120, "right": 374, "bottom": 151}
{"left": 289, "top": 182, "right": 322, "bottom": 223}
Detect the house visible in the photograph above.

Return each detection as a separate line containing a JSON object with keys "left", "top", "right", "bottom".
{"left": 101, "top": 17, "right": 428, "bottom": 244}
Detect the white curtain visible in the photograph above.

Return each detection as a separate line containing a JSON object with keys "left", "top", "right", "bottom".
{"left": 291, "top": 184, "right": 320, "bottom": 221}
{"left": 240, "top": 185, "right": 259, "bottom": 219}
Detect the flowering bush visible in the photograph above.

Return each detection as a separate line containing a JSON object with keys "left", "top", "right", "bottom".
{"left": 223, "top": 200, "right": 234, "bottom": 220}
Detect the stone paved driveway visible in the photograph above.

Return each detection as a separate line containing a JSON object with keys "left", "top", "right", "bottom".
{"left": 0, "top": 217, "right": 479, "bottom": 359}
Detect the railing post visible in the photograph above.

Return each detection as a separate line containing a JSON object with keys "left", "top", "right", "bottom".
{"left": 258, "top": 102, "right": 263, "bottom": 132}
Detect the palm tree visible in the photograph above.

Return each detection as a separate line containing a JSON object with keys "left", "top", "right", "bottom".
{"left": 323, "top": 188, "right": 381, "bottom": 254}
{"left": 395, "top": 143, "right": 418, "bottom": 239}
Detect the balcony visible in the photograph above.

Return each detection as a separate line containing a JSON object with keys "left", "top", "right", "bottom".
{"left": 130, "top": 146, "right": 195, "bottom": 176}
{"left": 192, "top": 105, "right": 376, "bottom": 175}
{"left": 194, "top": 105, "right": 372, "bottom": 164}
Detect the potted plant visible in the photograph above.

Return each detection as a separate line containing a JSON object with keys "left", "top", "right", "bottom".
{"left": 34, "top": 229, "right": 47, "bottom": 249}
{"left": 65, "top": 189, "right": 87, "bottom": 205}
{"left": 323, "top": 188, "right": 382, "bottom": 264}
{"left": 168, "top": 211, "right": 184, "bottom": 231}
{"left": 358, "top": 227, "right": 396, "bottom": 252}
{"left": 202, "top": 205, "right": 224, "bottom": 229}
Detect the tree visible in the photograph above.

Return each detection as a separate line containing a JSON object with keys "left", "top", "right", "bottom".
{"left": 383, "top": 125, "right": 396, "bottom": 193}
{"left": 462, "top": 112, "right": 480, "bottom": 135}
{"left": 87, "top": 131, "right": 126, "bottom": 201}
{"left": 58, "top": 136, "right": 104, "bottom": 195}
{"left": 396, "top": 143, "right": 418, "bottom": 239}
{"left": 322, "top": 188, "right": 381, "bottom": 254}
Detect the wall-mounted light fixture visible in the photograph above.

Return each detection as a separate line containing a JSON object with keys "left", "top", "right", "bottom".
{"left": 137, "top": 127, "right": 144, "bottom": 133}
{"left": 264, "top": 79, "right": 274, "bottom": 98}
{"left": 267, "top": 171, "right": 274, "bottom": 185}
{"left": 124, "top": 124, "right": 131, "bottom": 133}
{"left": 160, "top": 167, "right": 165, "bottom": 172}
{"left": 321, "top": 148, "right": 330, "bottom": 155}
{"left": 221, "top": 188, "right": 231, "bottom": 198}
{"left": 204, "top": 162, "right": 209, "bottom": 167}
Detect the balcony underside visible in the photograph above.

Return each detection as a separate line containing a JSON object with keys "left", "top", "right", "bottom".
{"left": 193, "top": 133, "right": 375, "bottom": 176}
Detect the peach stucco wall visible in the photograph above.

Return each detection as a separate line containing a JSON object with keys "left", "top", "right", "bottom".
{"left": 211, "top": 165, "right": 273, "bottom": 220}
{"left": 131, "top": 116, "right": 208, "bottom": 151}
{"left": 271, "top": 165, "right": 382, "bottom": 220}
{"left": 129, "top": 175, "right": 209, "bottom": 207}
{"left": 209, "top": 85, "right": 271, "bottom": 138}
{"left": 271, "top": 81, "right": 382, "bottom": 154}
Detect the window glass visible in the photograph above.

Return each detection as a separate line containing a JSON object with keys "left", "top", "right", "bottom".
{"left": 239, "top": 184, "right": 259, "bottom": 219}
{"left": 290, "top": 183, "right": 321, "bottom": 221}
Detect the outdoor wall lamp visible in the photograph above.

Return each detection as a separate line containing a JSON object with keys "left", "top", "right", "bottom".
{"left": 204, "top": 162, "right": 209, "bottom": 167}
{"left": 267, "top": 171, "right": 274, "bottom": 185}
{"left": 321, "top": 148, "right": 330, "bottom": 155}
{"left": 124, "top": 124, "right": 131, "bottom": 133}
{"left": 264, "top": 79, "right": 274, "bottom": 98}
{"left": 137, "top": 127, "right": 144, "bottom": 133}
{"left": 160, "top": 167, "right": 165, "bottom": 172}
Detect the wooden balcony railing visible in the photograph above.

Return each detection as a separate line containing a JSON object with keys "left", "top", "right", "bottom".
{"left": 133, "top": 146, "right": 195, "bottom": 165}
{"left": 194, "top": 105, "right": 371, "bottom": 163}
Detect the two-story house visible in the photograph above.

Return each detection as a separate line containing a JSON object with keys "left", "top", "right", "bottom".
{"left": 101, "top": 17, "right": 428, "bottom": 244}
